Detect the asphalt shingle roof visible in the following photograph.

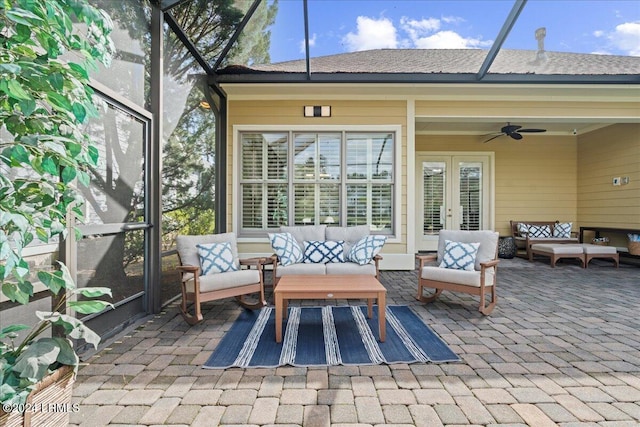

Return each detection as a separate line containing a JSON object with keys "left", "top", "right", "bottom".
{"left": 220, "top": 48, "right": 640, "bottom": 76}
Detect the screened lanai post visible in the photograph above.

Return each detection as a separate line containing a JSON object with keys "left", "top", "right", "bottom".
{"left": 148, "top": 2, "right": 164, "bottom": 314}
{"left": 476, "top": 0, "right": 527, "bottom": 80}
{"left": 203, "top": 82, "right": 227, "bottom": 233}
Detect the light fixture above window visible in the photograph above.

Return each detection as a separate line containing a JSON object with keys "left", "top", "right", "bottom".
{"left": 304, "top": 105, "right": 331, "bottom": 117}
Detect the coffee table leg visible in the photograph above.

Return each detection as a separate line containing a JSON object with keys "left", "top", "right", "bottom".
{"left": 367, "top": 298, "right": 373, "bottom": 318}
{"left": 378, "top": 292, "right": 386, "bottom": 342}
{"left": 275, "top": 292, "right": 283, "bottom": 343}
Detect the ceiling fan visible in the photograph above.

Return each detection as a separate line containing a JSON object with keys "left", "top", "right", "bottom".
{"left": 483, "top": 123, "right": 546, "bottom": 143}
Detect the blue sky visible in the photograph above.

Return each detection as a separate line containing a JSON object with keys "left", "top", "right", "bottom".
{"left": 267, "top": 0, "right": 640, "bottom": 63}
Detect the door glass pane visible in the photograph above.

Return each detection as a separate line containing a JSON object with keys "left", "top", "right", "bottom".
{"left": 459, "top": 162, "right": 482, "bottom": 231}
{"left": 423, "top": 162, "right": 445, "bottom": 235}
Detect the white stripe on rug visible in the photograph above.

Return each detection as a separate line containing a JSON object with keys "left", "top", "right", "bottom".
{"left": 385, "top": 307, "right": 430, "bottom": 362}
{"left": 350, "top": 306, "right": 385, "bottom": 364}
{"left": 323, "top": 306, "right": 342, "bottom": 365}
{"left": 279, "top": 307, "right": 301, "bottom": 366}
{"left": 233, "top": 307, "right": 272, "bottom": 367}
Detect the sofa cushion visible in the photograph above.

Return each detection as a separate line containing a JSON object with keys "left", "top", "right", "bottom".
{"left": 303, "top": 240, "right": 345, "bottom": 263}
{"left": 275, "top": 263, "right": 326, "bottom": 278}
{"left": 347, "top": 235, "right": 386, "bottom": 265}
{"left": 280, "top": 225, "right": 327, "bottom": 248}
{"left": 439, "top": 240, "right": 480, "bottom": 271}
{"left": 325, "top": 262, "right": 377, "bottom": 276}
{"left": 269, "top": 232, "right": 303, "bottom": 266}
{"left": 197, "top": 242, "right": 238, "bottom": 275}
{"left": 553, "top": 222, "right": 572, "bottom": 238}
{"left": 325, "top": 225, "right": 370, "bottom": 254}
{"left": 437, "top": 230, "right": 499, "bottom": 270}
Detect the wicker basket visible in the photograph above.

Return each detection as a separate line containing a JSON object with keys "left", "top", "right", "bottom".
{"left": 629, "top": 241, "right": 640, "bottom": 256}
{"left": 0, "top": 365, "right": 75, "bottom": 427}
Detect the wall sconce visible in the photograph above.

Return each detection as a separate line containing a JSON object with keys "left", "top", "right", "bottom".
{"left": 304, "top": 105, "right": 331, "bottom": 117}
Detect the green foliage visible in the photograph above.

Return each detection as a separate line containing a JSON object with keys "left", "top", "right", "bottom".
{"left": 0, "top": 0, "right": 114, "bottom": 406}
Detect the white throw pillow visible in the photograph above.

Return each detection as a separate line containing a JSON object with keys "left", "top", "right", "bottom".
{"left": 197, "top": 242, "right": 238, "bottom": 275}
{"left": 347, "top": 235, "right": 386, "bottom": 265}
{"left": 439, "top": 240, "right": 480, "bottom": 271}
{"left": 303, "top": 240, "right": 344, "bottom": 263}
{"left": 553, "top": 222, "right": 572, "bottom": 238}
{"left": 269, "top": 232, "right": 303, "bottom": 266}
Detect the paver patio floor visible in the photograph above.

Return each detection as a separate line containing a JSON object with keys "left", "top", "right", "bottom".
{"left": 70, "top": 257, "right": 640, "bottom": 426}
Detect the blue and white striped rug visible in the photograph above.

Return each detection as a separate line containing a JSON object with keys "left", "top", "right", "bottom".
{"left": 203, "top": 305, "right": 459, "bottom": 368}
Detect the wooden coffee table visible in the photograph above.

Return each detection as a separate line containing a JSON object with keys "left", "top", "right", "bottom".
{"left": 274, "top": 275, "right": 386, "bottom": 343}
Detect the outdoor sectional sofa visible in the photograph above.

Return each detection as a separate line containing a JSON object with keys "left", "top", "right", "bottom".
{"left": 269, "top": 224, "right": 384, "bottom": 286}
{"left": 510, "top": 220, "right": 579, "bottom": 260}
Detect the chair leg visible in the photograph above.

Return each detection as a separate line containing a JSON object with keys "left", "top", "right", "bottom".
{"left": 416, "top": 287, "right": 443, "bottom": 303}
{"left": 479, "top": 287, "right": 496, "bottom": 315}
{"left": 235, "top": 294, "right": 266, "bottom": 310}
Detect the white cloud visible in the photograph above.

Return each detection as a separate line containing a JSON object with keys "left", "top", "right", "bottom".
{"left": 593, "top": 30, "right": 605, "bottom": 38}
{"left": 299, "top": 33, "right": 317, "bottom": 54}
{"left": 412, "top": 30, "right": 491, "bottom": 49}
{"left": 342, "top": 16, "right": 398, "bottom": 51}
{"left": 610, "top": 21, "right": 640, "bottom": 56}
{"left": 342, "top": 14, "right": 490, "bottom": 52}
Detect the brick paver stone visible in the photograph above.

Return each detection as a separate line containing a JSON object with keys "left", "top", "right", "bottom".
{"left": 248, "top": 397, "right": 279, "bottom": 424}
{"left": 303, "top": 405, "right": 330, "bottom": 427}
{"left": 138, "top": 397, "right": 180, "bottom": 424}
{"left": 355, "top": 396, "right": 385, "bottom": 424}
{"left": 511, "top": 403, "right": 558, "bottom": 427}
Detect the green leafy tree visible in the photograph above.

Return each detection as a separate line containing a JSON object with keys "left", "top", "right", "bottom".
{"left": 0, "top": 0, "right": 115, "bottom": 406}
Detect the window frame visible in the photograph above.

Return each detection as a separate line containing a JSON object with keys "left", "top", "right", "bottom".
{"left": 234, "top": 125, "right": 402, "bottom": 242}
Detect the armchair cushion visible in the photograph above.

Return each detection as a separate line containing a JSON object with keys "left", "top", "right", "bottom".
{"left": 303, "top": 240, "right": 345, "bottom": 263}
{"left": 197, "top": 242, "right": 238, "bottom": 275}
{"left": 439, "top": 240, "right": 480, "bottom": 271}
{"left": 269, "top": 232, "right": 303, "bottom": 266}
{"left": 347, "top": 235, "right": 387, "bottom": 265}
{"left": 421, "top": 266, "right": 495, "bottom": 288}
{"left": 185, "top": 269, "right": 261, "bottom": 293}
{"left": 176, "top": 232, "right": 240, "bottom": 270}
{"left": 437, "top": 230, "right": 499, "bottom": 270}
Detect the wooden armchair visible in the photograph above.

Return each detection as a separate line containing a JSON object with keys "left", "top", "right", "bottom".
{"left": 176, "top": 232, "right": 266, "bottom": 325}
{"left": 416, "top": 230, "right": 499, "bottom": 315}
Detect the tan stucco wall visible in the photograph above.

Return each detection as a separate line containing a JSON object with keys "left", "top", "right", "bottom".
{"left": 227, "top": 99, "right": 408, "bottom": 257}
{"left": 577, "top": 123, "right": 640, "bottom": 246}
{"left": 415, "top": 134, "right": 578, "bottom": 237}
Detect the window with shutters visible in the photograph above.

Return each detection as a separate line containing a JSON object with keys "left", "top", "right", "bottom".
{"left": 239, "top": 131, "right": 395, "bottom": 237}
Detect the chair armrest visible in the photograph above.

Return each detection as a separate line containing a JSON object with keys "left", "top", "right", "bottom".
{"left": 177, "top": 264, "right": 199, "bottom": 274}
{"left": 480, "top": 259, "right": 499, "bottom": 270}
{"left": 416, "top": 254, "right": 437, "bottom": 269}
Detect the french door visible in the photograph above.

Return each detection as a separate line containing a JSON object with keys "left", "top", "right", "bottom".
{"left": 416, "top": 153, "right": 493, "bottom": 251}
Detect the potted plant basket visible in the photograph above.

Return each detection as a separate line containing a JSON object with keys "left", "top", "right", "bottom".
{"left": 0, "top": 1, "right": 114, "bottom": 424}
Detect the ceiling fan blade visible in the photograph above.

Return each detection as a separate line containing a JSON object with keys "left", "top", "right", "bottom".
{"left": 518, "top": 128, "right": 546, "bottom": 133}
{"left": 483, "top": 134, "right": 504, "bottom": 143}
{"left": 502, "top": 124, "right": 522, "bottom": 134}
{"left": 510, "top": 132, "right": 523, "bottom": 140}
